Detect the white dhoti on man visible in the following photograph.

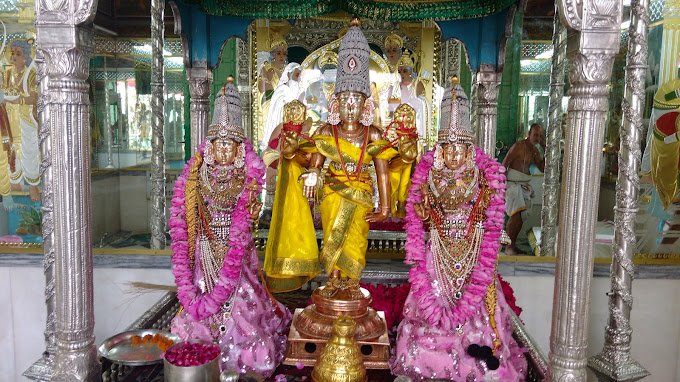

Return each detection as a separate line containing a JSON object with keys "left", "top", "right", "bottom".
{"left": 505, "top": 168, "right": 533, "bottom": 218}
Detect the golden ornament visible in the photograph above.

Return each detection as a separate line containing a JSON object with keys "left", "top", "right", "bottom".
{"left": 311, "top": 315, "right": 367, "bottom": 382}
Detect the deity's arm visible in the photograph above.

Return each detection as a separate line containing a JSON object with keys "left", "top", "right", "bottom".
{"left": 299, "top": 124, "right": 331, "bottom": 199}
{"left": 398, "top": 138, "right": 418, "bottom": 164}
{"left": 366, "top": 126, "right": 391, "bottom": 222}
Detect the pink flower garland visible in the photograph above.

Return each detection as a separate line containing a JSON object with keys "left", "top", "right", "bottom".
{"left": 169, "top": 140, "right": 265, "bottom": 322}
{"left": 404, "top": 146, "right": 506, "bottom": 331}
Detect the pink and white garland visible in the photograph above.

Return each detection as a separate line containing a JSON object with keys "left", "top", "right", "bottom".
{"left": 404, "top": 146, "right": 506, "bottom": 331}
{"left": 169, "top": 140, "right": 265, "bottom": 322}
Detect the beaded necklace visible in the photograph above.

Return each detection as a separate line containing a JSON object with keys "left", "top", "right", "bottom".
{"left": 428, "top": 175, "right": 490, "bottom": 307}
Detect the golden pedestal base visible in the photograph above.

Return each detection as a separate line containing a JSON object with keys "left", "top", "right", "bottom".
{"left": 284, "top": 309, "right": 391, "bottom": 369}
{"left": 294, "top": 287, "right": 385, "bottom": 341}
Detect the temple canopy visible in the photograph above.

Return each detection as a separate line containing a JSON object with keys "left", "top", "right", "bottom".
{"left": 175, "top": 0, "right": 515, "bottom": 69}
{"left": 181, "top": 0, "right": 515, "bottom": 21}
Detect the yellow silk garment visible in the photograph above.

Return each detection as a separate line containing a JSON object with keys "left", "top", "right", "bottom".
{"left": 651, "top": 112, "right": 680, "bottom": 209}
{"left": 264, "top": 155, "right": 320, "bottom": 292}
{"left": 388, "top": 159, "right": 413, "bottom": 218}
{"left": 315, "top": 135, "right": 396, "bottom": 280}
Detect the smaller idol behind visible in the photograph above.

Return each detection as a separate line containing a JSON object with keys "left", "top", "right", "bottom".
{"left": 169, "top": 79, "right": 290, "bottom": 376}
{"left": 392, "top": 80, "right": 526, "bottom": 381}
{"left": 384, "top": 103, "right": 419, "bottom": 218}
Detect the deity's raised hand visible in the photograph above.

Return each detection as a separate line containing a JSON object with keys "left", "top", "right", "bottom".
{"left": 414, "top": 183, "right": 431, "bottom": 221}
{"left": 246, "top": 180, "right": 262, "bottom": 221}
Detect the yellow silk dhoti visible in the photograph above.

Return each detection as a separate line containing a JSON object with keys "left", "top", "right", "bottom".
{"left": 264, "top": 157, "right": 320, "bottom": 292}
{"left": 650, "top": 111, "right": 680, "bottom": 208}
{"left": 388, "top": 160, "right": 413, "bottom": 218}
{"left": 315, "top": 135, "right": 396, "bottom": 280}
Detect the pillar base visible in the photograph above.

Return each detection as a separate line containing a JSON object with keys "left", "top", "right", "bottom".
{"left": 588, "top": 353, "right": 650, "bottom": 382}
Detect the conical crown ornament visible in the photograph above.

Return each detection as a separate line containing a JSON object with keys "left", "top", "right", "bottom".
{"left": 208, "top": 77, "right": 245, "bottom": 142}
{"left": 335, "top": 18, "right": 371, "bottom": 97}
{"left": 311, "top": 315, "right": 367, "bottom": 382}
{"left": 438, "top": 76, "right": 473, "bottom": 144}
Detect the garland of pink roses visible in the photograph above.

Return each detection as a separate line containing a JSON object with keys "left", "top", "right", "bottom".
{"left": 404, "top": 146, "right": 506, "bottom": 331}
{"left": 169, "top": 140, "right": 265, "bottom": 322}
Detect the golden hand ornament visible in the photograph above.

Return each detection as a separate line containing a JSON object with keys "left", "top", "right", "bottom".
{"left": 414, "top": 183, "right": 431, "bottom": 221}
{"left": 246, "top": 180, "right": 262, "bottom": 221}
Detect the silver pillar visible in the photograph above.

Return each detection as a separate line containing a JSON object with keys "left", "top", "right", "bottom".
{"left": 103, "top": 68, "right": 114, "bottom": 168}
{"left": 540, "top": 6, "right": 568, "bottom": 258}
{"left": 549, "top": 0, "right": 622, "bottom": 380}
{"left": 150, "top": 0, "right": 166, "bottom": 249}
{"left": 187, "top": 67, "right": 211, "bottom": 154}
{"left": 588, "top": 0, "right": 651, "bottom": 380}
{"left": 473, "top": 64, "right": 501, "bottom": 157}
{"left": 36, "top": 0, "right": 100, "bottom": 378}
{"left": 22, "top": 50, "right": 56, "bottom": 382}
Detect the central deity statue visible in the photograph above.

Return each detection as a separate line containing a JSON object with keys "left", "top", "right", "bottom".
{"left": 265, "top": 19, "right": 396, "bottom": 341}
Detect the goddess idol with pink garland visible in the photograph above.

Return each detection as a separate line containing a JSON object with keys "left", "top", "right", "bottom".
{"left": 392, "top": 79, "right": 526, "bottom": 381}
{"left": 169, "top": 79, "right": 290, "bottom": 376}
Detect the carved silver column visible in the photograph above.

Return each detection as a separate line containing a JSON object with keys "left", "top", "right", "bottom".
{"left": 36, "top": 0, "right": 100, "bottom": 379}
{"left": 22, "top": 50, "right": 56, "bottom": 382}
{"left": 540, "top": 6, "right": 567, "bottom": 258}
{"left": 150, "top": 0, "right": 166, "bottom": 249}
{"left": 103, "top": 73, "right": 114, "bottom": 168}
{"left": 588, "top": 1, "right": 651, "bottom": 380}
{"left": 549, "top": 0, "right": 622, "bottom": 380}
{"left": 187, "top": 67, "right": 211, "bottom": 154}
{"left": 472, "top": 64, "right": 501, "bottom": 157}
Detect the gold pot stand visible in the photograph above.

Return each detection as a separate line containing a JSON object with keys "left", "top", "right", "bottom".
{"left": 284, "top": 308, "right": 390, "bottom": 369}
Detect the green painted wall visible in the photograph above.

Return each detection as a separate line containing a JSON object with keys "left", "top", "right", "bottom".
{"left": 496, "top": 10, "right": 523, "bottom": 160}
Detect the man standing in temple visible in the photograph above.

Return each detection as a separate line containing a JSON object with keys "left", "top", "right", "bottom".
{"left": 503, "top": 123, "right": 545, "bottom": 255}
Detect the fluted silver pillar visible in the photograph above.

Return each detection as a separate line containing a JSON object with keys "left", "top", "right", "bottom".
{"left": 36, "top": 0, "right": 100, "bottom": 378}
{"left": 540, "top": 6, "right": 568, "bottom": 258}
{"left": 588, "top": 0, "right": 650, "bottom": 380}
{"left": 22, "top": 50, "right": 56, "bottom": 382}
{"left": 549, "top": 0, "right": 623, "bottom": 380}
{"left": 472, "top": 64, "right": 501, "bottom": 157}
{"left": 187, "top": 67, "right": 211, "bottom": 153}
{"left": 150, "top": 0, "right": 166, "bottom": 249}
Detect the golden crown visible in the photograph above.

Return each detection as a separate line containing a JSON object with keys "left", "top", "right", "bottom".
{"left": 384, "top": 33, "right": 404, "bottom": 50}
{"left": 397, "top": 49, "right": 416, "bottom": 69}
{"left": 269, "top": 32, "right": 287, "bottom": 52}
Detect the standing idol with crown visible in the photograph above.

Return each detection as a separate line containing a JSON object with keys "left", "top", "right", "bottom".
{"left": 266, "top": 19, "right": 397, "bottom": 349}
{"left": 169, "top": 79, "right": 290, "bottom": 376}
{"left": 392, "top": 79, "right": 527, "bottom": 380}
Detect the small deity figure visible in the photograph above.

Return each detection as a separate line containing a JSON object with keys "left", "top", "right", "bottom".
{"left": 263, "top": 100, "right": 319, "bottom": 292}
{"left": 392, "top": 81, "right": 527, "bottom": 381}
{"left": 258, "top": 33, "right": 288, "bottom": 142}
{"left": 262, "top": 62, "right": 303, "bottom": 217}
{"left": 0, "top": 39, "right": 40, "bottom": 206}
{"left": 304, "top": 50, "right": 338, "bottom": 123}
{"left": 383, "top": 32, "right": 404, "bottom": 74}
{"left": 384, "top": 103, "right": 419, "bottom": 218}
{"left": 257, "top": 32, "right": 288, "bottom": 101}
{"left": 387, "top": 49, "right": 427, "bottom": 140}
{"left": 170, "top": 79, "right": 290, "bottom": 376}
